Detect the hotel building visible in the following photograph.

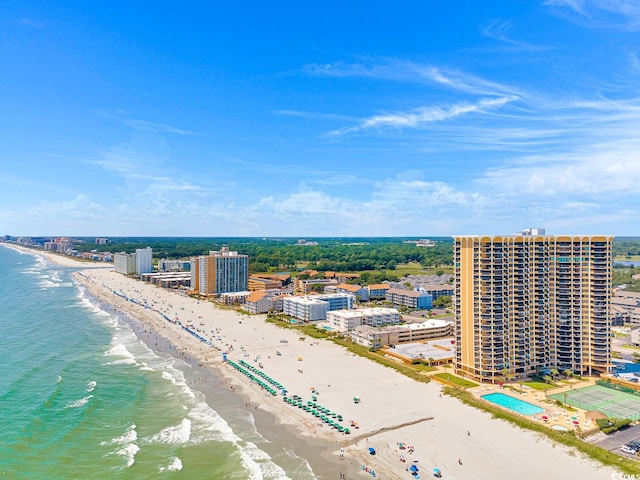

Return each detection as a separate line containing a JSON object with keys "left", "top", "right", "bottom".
{"left": 135, "top": 247, "right": 153, "bottom": 275}
{"left": 282, "top": 296, "right": 329, "bottom": 322}
{"left": 191, "top": 247, "right": 249, "bottom": 295}
{"left": 327, "top": 307, "right": 400, "bottom": 332}
{"left": 114, "top": 252, "right": 137, "bottom": 275}
{"left": 453, "top": 232, "right": 613, "bottom": 382}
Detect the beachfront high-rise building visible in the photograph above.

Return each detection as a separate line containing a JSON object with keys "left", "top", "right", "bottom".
{"left": 190, "top": 247, "right": 249, "bottom": 295}
{"left": 114, "top": 252, "right": 137, "bottom": 275}
{"left": 453, "top": 232, "right": 613, "bottom": 382}
{"left": 135, "top": 247, "right": 153, "bottom": 274}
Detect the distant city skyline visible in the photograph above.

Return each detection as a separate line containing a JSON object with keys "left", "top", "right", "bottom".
{"left": 1, "top": 1, "right": 639, "bottom": 236}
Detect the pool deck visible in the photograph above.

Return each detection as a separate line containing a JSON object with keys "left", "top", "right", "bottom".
{"left": 468, "top": 379, "right": 599, "bottom": 434}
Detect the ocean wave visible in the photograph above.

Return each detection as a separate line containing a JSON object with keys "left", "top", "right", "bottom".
{"left": 158, "top": 457, "right": 183, "bottom": 473}
{"left": 241, "top": 442, "right": 291, "bottom": 480}
{"left": 187, "top": 400, "right": 240, "bottom": 444}
{"left": 65, "top": 394, "right": 93, "bottom": 409}
{"left": 87, "top": 380, "right": 97, "bottom": 392}
{"left": 104, "top": 343, "right": 138, "bottom": 366}
{"left": 161, "top": 370, "right": 178, "bottom": 384}
{"left": 100, "top": 424, "right": 138, "bottom": 446}
{"left": 116, "top": 443, "right": 140, "bottom": 468}
{"left": 147, "top": 418, "right": 192, "bottom": 445}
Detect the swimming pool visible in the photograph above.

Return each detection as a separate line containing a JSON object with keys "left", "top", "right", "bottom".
{"left": 481, "top": 392, "right": 544, "bottom": 416}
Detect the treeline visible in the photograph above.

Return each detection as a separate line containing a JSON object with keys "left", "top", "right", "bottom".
{"left": 74, "top": 237, "right": 454, "bottom": 273}
{"left": 613, "top": 238, "right": 640, "bottom": 258}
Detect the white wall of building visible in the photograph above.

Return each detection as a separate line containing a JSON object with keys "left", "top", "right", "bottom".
{"left": 135, "top": 247, "right": 153, "bottom": 274}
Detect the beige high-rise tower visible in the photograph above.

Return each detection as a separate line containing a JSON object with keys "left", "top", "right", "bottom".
{"left": 453, "top": 231, "right": 613, "bottom": 383}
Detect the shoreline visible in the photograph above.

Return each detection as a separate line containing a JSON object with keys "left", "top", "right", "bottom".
{"left": 76, "top": 273, "right": 354, "bottom": 480}
{"left": 4, "top": 243, "right": 624, "bottom": 480}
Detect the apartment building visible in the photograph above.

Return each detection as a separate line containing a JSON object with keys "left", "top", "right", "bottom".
{"left": 135, "top": 247, "right": 153, "bottom": 275}
{"left": 191, "top": 247, "right": 249, "bottom": 295}
{"left": 326, "top": 307, "right": 400, "bottom": 332}
{"left": 385, "top": 288, "right": 433, "bottom": 309}
{"left": 312, "top": 293, "right": 355, "bottom": 311}
{"left": 419, "top": 284, "right": 454, "bottom": 300}
{"left": 350, "top": 319, "right": 453, "bottom": 349}
{"left": 114, "top": 252, "right": 137, "bottom": 275}
{"left": 282, "top": 296, "right": 329, "bottom": 322}
{"left": 367, "top": 283, "right": 390, "bottom": 300}
{"left": 453, "top": 232, "right": 613, "bottom": 382}
{"left": 335, "top": 283, "right": 369, "bottom": 301}
{"left": 244, "top": 291, "right": 274, "bottom": 314}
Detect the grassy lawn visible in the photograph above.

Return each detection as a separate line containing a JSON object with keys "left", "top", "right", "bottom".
{"left": 444, "top": 387, "right": 640, "bottom": 477}
{"left": 622, "top": 344, "right": 640, "bottom": 350}
{"left": 392, "top": 262, "right": 453, "bottom": 276}
{"left": 522, "top": 380, "right": 556, "bottom": 391}
{"left": 616, "top": 255, "right": 640, "bottom": 261}
{"left": 434, "top": 373, "right": 478, "bottom": 389}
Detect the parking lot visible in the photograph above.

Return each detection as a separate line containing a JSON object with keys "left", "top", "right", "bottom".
{"left": 592, "top": 422, "right": 640, "bottom": 457}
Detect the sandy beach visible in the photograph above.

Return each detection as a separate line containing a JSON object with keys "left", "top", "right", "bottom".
{"left": 9, "top": 245, "right": 625, "bottom": 480}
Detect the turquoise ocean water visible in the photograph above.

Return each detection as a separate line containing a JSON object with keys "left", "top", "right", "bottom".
{"left": 0, "top": 246, "right": 315, "bottom": 479}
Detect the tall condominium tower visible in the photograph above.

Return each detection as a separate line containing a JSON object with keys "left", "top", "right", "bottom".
{"left": 135, "top": 247, "right": 153, "bottom": 274}
{"left": 453, "top": 232, "right": 613, "bottom": 382}
{"left": 190, "top": 247, "right": 249, "bottom": 295}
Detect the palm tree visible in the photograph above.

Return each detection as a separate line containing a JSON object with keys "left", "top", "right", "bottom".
{"left": 550, "top": 368, "right": 559, "bottom": 381}
{"left": 543, "top": 374, "right": 552, "bottom": 385}
{"left": 563, "top": 369, "right": 573, "bottom": 381}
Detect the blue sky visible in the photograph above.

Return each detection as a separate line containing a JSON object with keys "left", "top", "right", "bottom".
{"left": 2, "top": 1, "right": 640, "bottom": 237}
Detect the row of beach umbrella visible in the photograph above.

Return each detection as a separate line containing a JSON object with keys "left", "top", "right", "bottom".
{"left": 283, "top": 395, "right": 350, "bottom": 434}
{"left": 226, "top": 360, "right": 279, "bottom": 396}
{"left": 238, "top": 359, "right": 285, "bottom": 390}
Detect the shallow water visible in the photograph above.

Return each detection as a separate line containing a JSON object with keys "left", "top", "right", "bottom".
{"left": 0, "top": 246, "right": 316, "bottom": 479}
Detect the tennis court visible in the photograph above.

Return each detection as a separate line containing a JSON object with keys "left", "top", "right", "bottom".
{"left": 550, "top": 385, "right": 640, "bottom": 421}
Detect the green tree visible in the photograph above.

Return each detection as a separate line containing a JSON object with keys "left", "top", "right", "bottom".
{"left": 433, "top": 295, "right": 452, "bottom": 308}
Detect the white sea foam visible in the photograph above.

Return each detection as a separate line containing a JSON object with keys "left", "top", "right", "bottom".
{"left": 101, "top": 424, "right": 138, "bottom": 446}
{"left": 240, "top": 442, "right": 291, "bottom": 480}
{"left": 161, "top": 370, "right": 178, "bottom": 384}
{"left": 147, "top": 418, "right": 192, "bottom": 445}
{"left": 158, "top": 457, "right": 183, "bottom": 473}
{"left": 116, "top": 443, "right": 140, "bottom": 467}
{"left": 87, "top": 380, "right": 97, "bottom": 392}
{"left": 65, "top": 395, "right": 93, "bottom": 409}
{"left": 187, "top": 400, "right": 239, "bottom": 444}
{"left": 57, "top": 375, "right": 63, "bottom": 383}
{"left": 104, "top": 343, "right": 138, "bottom": 366}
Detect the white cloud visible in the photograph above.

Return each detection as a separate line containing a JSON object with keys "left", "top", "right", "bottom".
{"left": 121, "top": 118, "right": 194, "bottom": 135}
{"left": 547, "top": 0, "right": 640, "bottom": 29}
{"left": 481, "top": 18, "right": 553, "bottom": 51}
{"left": 327, "top": 96, "right": 516, "bottom": 136}
{"left": 17, "top": 18, "right": 44, "bottom": 29}
{"left": 303, "top": 59, "right": 521, "bottom": 97}
{"left": 481, "top": 140, "right": 640, "bottom": 196}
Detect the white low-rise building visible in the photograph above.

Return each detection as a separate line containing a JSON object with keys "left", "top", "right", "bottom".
{"left": 244, "top": 291, "right": 274, "bottom": 314}
{"left": 283, "top": 296, "right": 329, "bottom": 322}
{"left": 327, "top": 308, "right": 400, "bottom": 332}
{"left": 349, "top": 319, "right": 453, "bottom": 349}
